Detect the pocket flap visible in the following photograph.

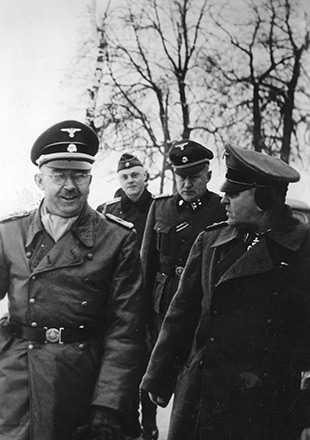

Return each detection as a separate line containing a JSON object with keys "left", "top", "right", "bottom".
{"left": 154, "top": 222, "right": 171, "bottom": 234}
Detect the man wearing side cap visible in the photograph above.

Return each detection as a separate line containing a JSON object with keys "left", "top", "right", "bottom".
{"left": 98, "top": 154, "right": 156, "bottom": 440}
{"left": 0, "top": 120, "right": 145, "bottom": 440}
{"left": 141, "top": 143, "right": 310, "bottom": 440}
{"left": 97, "top": 153, "right": 153, "bottom": 248}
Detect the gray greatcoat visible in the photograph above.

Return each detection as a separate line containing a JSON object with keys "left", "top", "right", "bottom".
{"left": 0, "top": 202, "right": 145, "bottom": 440}
{"left": 141, "top": 208, "right": 310, "bottom": 440}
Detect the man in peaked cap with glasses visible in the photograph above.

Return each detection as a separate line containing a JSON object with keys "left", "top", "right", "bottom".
{"left": 140, "top": 138, "right": 226, "bottom": 390}
{"left": 141, "top": 143, "right": 310, "bottom": 440}
{"left": 98, "top": 153, "right": 156, "bottom": 440}
{"left": 0, "top": 120, "right": 146, "bottom": 440}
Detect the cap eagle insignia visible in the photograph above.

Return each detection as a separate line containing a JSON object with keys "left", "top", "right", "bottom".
{"left": 61, "top": 128, "right": 82, "bottom": 138}
{"left": 175, "top": 142, "right": 188, "bottom": 151}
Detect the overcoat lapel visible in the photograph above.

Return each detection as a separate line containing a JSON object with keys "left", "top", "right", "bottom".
{"left": 32, "top": 232, "right": 85, "bottom": 274}
{"left": 217, "top": 239, "right": 273, "bottom": 284}
{"left": 210, "top": 225, "right": 274, "bottom": 286}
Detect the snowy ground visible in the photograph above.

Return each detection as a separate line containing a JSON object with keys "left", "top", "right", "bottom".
{"left": 157, "top": 401, "right": 172, "bottom": 440}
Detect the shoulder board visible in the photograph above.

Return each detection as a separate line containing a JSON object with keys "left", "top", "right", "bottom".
{"left": 0, "top": 210, "right": 30, "bottom": 223}
{"left": 105, "top": 197, "right": 121, "bottom": 206}
{"left": 105, "top": 213, "right": 134, "bottom": 229}
{"left": 153, "top": 193, "right": 173, "bottom": 200}
{"left": 205, "top": 220, "right": 228, "bottom": 232}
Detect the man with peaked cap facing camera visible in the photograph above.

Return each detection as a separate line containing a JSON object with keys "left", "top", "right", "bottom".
{"left": 141, "top": 143, "right": 310, "bottom": 440}
{"left": 98, "top": 153, "right": 156, "bottom": 440}
{"left": 141, "top": 139, "right": 226, "bottom": 356}
{"left": 97, "top": 153, "right": 153, "bottom": 248}
{"left": 0, "top": 120, "right": 146, "bottom": 440}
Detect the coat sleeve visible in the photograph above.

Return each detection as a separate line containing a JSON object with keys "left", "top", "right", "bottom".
{"left": 141, "top": 232, "right": 204, "bottom": 402}
{"left": 91, "top": 228, "right": 145, "bottom": 415}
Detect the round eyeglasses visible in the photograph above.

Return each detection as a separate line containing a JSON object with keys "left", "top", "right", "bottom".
{"left": 40, "top": 171, "right": 91, "bottom": 186}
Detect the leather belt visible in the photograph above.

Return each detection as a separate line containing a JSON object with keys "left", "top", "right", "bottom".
{"left": 7, "top": 322, "right": 101, "bottom": 344}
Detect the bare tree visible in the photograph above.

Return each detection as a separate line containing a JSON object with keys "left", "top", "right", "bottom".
{"left": 84, "top": 0, "right": 219, "bottom": 191}
{"left": 209, "top": 0, "right": 310, "bottom": 163}
{"left": 79, "top": 0, "right": 310, "bottom": 197}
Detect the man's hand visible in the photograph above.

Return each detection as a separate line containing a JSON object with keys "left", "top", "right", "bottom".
{"left": 301, "top": 428, "right": 310, "bottom": 440}
{"left": 148, "top": 392, "right": 169, "bottom": 408}
{"left": 72, "top": 407, "right": 125, "bottom": 440}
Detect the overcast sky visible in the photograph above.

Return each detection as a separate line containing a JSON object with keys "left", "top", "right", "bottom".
{"left": 0, "top": 0, "right": 309, "bottom": 216}
{"left": 0, "top": 0, "right": 104, "bottom": 213}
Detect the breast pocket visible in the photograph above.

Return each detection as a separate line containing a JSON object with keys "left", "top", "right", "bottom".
{"left": 154, "top": 222, "right": 172, "bottom": 255}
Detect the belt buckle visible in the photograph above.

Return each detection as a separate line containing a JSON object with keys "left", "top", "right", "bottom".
{"left": 175, "top": 266, "right": 184, "bottom": 277}
{"left": 45, "top": 327, "right": 64, "bottom": 344}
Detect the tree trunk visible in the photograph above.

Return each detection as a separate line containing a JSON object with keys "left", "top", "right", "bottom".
{"left": 281, "top": 47, "right": 303, "bottom": 163}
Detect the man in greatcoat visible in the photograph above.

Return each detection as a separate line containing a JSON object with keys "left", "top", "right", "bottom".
{"left": 141, "top": 143, "right": 310, "bottom": 440}
{"left": 0, "top": 120, "right": 145, "bottom": 440}
{"left": 97, "top": 154, "right": 156, "bottom": 440}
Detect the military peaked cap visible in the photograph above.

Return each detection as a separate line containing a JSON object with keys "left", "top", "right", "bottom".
{"left": 31, "top": 120, "right": 99, "bottom": 169}
{"left": 169, "top": 140, "right": 213, "bottom": 176}
{"left": 220, "top": 143, "right": 300, "bottom": 192}
{"left": 117, "top": 153, "right": 143, "bottom": 172}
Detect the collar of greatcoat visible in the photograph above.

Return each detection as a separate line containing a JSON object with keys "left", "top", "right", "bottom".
{"left": 26, "top": 201, "right": 96, "bottom": 249}
{"left": 210, "top": 207, "right": 309, "bottom": 283}
{"left": 211, "top": 209, "right": 308, "bottom": 252}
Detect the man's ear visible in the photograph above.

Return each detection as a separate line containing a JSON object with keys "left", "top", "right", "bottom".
{"left": 206, "top": 170, "right": 212, "bottom": 184}
{"left": 34, "top": 174, "right": 44, "bottom": 191}
{"left": 144, "top": 170, "right": 149, "bottom": 183}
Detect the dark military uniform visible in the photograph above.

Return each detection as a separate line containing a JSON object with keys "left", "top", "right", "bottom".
{"left": 142, "top": 190, "right": 227, "bottom": 322}
{"left": 97, "top": 188, "right": 153, "bottom": 248}
{"left": 141, "top": 215, "right": 310, "bottom": 440}
{"left": 97, "top": 154, "right": 157, "bottom": 439}
{"left": 141, "top": 143, "right": 310, "bottom": 440}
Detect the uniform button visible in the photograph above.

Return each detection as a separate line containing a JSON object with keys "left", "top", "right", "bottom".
{"left": 29, "top": 298, "right": 35, "bottom": 304}
{"left": 79, "top": 343, "right": 85, "bottom": 350}
{"left": 28, "top": 344, "right": 34, "bottom": 350}
{"left": 212, "top": 310, "right": 218, "bottom": 316}
{"left": 87, "top": 253, "right": 93, "bottom": 261}
{"left": 31, "top": 322, "right": 37, "bottom": 327}
{"left": 84, "top": 277, "right": 90, "bottom": 284}
{"left": 199, "top": 360, "right": 204, "bottom": 367}
{"left": 209, "top": 337, "right": 215, "bottom": 343}
{"left": 31, "top": 276, "right": 36, "bottom": 281}
{"left": 26, "top": 251, "right": 32, "bottom": 258}
{"left": 272, "top": 291, "right": 278, "bottom": 297}
{"left": 81, "top": 301, "right": 88, "bottom": 307}
{"left": 267, "top": 319, "right": 272, "bottom": 325}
